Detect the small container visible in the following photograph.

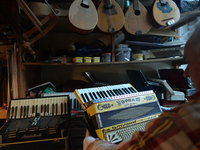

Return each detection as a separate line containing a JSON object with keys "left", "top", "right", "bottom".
{"left": 73, "top": 57, "right": 83, "bottom": 63}
{"left": 61, "top": 55, "right": 67, "bottom": 64}
{"left": 116, "top": 44, "right": 129, "bottom": 48}
{"left": 132, "top": 53, "right": 143, "bottom": 60}
{"left": 92, "top": 57, "right": 100, "bottom": 63}
{"left": 102, "top": 53, "right": 111, "bottom": 62}
{"left": 115, "top": 48, "right": 131, "bottom": 61}
{"left": 84, "top": 57, "right": 92, "bottom": 63}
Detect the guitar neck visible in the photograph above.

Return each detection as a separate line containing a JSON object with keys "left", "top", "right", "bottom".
{"left": 105, "top": 0, "right": 112, "bottom": 9}
{"left": 133, "top": 0, "right": 140, "bottom": 11}
{"left": 81, "top": 0, "right": 89, "bottom": 8}
{"left": 160, "top": 0, "right": 166, "bottom": 5}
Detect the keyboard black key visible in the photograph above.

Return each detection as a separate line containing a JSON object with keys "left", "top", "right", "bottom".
{"left": 89, "top": 93, "right": 94, "bottom": 100}
{"left": 103, "top": 91, "right": 108, "bottom": 97}
{"left": 40, "top": 105, "right": 43, "bottom": 113}
{"left": 106, "top": 90, "right": 112, "bottom": 97}
{"left": 64, "top": 102, "right": 67, "bottom": 115}
{"left": 109, "top": 90, "right": 115, "bottom": 96}
{"left": 118, "top": 89, "right": 125, "bottom": 95}
{"left": 15, "top": 107, "right": 18, "bottom": 118}
{"left": 113, "top": 89, "right": 120, "bottom": 95}
{"left": 122, "top": 88, "right": 128, "bottom": 94}
{"left": 27, "top": 105, "right": 29, "bottom": 118}
{"left": 55, "top": 103, "right": 58, "bottom": 115}
{"left": 124, "top": 88, "right": 131, "bottom": 94}
{"left": 44, "top": 104, "right": 46, "bottom": 116}
{"left": 96, "top": 92, "right": 102, "bottom": 98}
{"left": 92, "top": 92, "right": 98, "bottom": 99}
{"left": 35, "top": 105, "right": 38, "bottom": 116}
{"left": 84, "top": 93, "right": 90, "bottom": 102}
{"left": 129, "top": 87, "right": 136, "bottom": 93}
{"left": 52, "top": 104, "right": 54, "bottom": 115}
{"left": 23, "top": 106, "right": 26, "bottom": 118}
{"left": 61, "top": 103, "right": 63, "bottom": 115}
{"left": 32, "top": 105, "right": 35, "bottom": 114}
{"left": 81, "top": 94, "right": 87, "bottom": 103}
{"left": 20, "top": 106, "right": 23, "bottom": 118}
{"left": 47, "top": 104, "right": 49, "bottom": 115}
{"left": 11, "top": 107, "right": 14, "bottom": 119}
{"left": 100, "top": 91, "right": 106, "bottom": 98}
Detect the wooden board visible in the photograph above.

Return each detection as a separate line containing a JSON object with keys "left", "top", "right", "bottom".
{"left": 0, "top": 109, "right": 7, "bottom": 119}
{"left": 146, "top": 27, "right": 181, "bottom": 37}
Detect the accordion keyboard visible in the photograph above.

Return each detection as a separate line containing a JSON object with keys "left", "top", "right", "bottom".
{"left": 75, "top": 83, "right": 137, "bottom": 109}
{"left": 9, "top": 96, "right": 68, "bottom": 119}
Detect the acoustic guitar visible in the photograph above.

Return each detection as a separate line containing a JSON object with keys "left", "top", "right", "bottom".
{"left": 97, "top": 0, "right": 125, "bottom": 34}
{"left": 68, "top": 0, "right": 98, "bottom": 34}
{"left": 124, "top": 0, "right": 152, "bottom": 35}
{"left": 152, "top": 0, "right": 180, "bottom": 29}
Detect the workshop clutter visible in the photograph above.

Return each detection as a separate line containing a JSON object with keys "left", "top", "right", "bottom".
{"left": 0, "top": 24, "right": 15, "bottom": 45}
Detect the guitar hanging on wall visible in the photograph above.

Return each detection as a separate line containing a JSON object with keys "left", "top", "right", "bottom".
{"left": 97, "top": 0, "right": 125, "bottom": 34}
{"left": 152, "top": 0, "right": 180, "bottom": 29}
{"left": 124, "top": 0, "right": 152, "bottom": 35}
{"left": 68, "top": 0, "right": 98, "bottom": 34}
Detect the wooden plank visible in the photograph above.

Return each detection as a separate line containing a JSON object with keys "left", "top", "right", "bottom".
{"left": 12, "top": 43, "right": 18, "bottom": 99}
{"left": 0, "top": 109, "right": 7, "bottom": 119}
{"left": 171, "top": 10, "right": 200, "bottom": 30}
{"left": 111, "top": 34, "right": 115, "bottom": 62}
{"left": 146, "top": 27, "right": 181, "bottom": 37}
{"left": 16, "top": 0, "right": 43, "bottom": 32}
{"left": 17, "top": 43, "right": 24, "bottom": 98}
{"left": 21, "top": 57, "right": 185, "bottom": 67}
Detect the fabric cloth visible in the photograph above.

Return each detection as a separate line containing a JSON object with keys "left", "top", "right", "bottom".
{"left": 83, "top": 92, "right": 200, "bottom": 150}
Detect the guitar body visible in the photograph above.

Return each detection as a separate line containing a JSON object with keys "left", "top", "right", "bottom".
{"left": 152, "top": 0, "right": 180, "bottom": 29}
{"left": 68, "top": 0, "right": 98, "bottom": 34}
{"left": 97, "top": 0, "right": 125, "bottom": 33}
{"left": 124, "top": 1, "right": 152, "bottom": 35}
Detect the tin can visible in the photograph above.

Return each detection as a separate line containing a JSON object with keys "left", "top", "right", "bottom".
{"left": 102, "top": 53, "right": 111, "bottom": 62}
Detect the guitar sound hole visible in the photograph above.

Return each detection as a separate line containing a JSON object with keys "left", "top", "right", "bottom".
{"left": 134, "top": 10, "right": 140, "bottom": 16}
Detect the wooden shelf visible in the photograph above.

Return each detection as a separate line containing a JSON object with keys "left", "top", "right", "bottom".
{"left": 21, "top": 57, "right": 185, "bottom": 67}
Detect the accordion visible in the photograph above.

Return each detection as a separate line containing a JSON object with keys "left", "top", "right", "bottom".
{"left": 0, "top": 95, "right": 70, "bottom": 146}
{"left": 74, "top": 83, "right": 162, "bottom": 143}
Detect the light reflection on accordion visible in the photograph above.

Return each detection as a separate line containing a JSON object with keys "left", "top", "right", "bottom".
{"left": 74, "top": 83, "right": 162, "bottom": 143}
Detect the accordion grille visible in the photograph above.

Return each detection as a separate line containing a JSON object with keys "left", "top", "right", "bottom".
{"left": 116, "top": 121, "right": 148, "bottom": 139}
{"left": 106, "top": 121, "right": 149, "bottom": 143}
{"left": 18, "top": 118, "right": 32, "bottom": 130}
